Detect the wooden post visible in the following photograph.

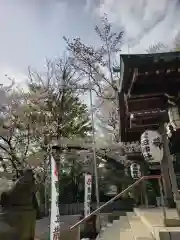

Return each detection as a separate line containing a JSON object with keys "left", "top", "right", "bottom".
{"left": 140, "top": 182, "right": 143, "bottom": 205}
{"left": 141, "top": 166, "right": 148, "bottom": 208}
{"left": 143, "top": 179, "right": 149, "bottom": 208}
{"left": 159, "top": 125, "right": 174, "bottom": 207}
{"left": 162, "top": 124, "right": 180, "bottom": 218}
{"left": 74, "top": 226, "right": 80, "bottom": 240}
{"left": 158, "top": 177, "right": 167, "bottom": 220}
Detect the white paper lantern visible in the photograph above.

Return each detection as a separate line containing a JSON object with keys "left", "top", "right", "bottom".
{"left": 141, "top": 130, "right": 163, "bottom": 163}
{"left": 130, "top": 163, "right": 141, "bottom": 179}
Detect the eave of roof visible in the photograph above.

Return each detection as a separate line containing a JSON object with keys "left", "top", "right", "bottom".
{"left": 119, "top": 51, "right": 180, "bottom": 93}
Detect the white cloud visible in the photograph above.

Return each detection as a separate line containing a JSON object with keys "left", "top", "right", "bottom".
{"left": 96, "top": 0, "right": 180, "bottom": 52}
{"left": 84, "top": 0, "right": 101, "bottom": 12}
{"left": 0, "top": 0, "right": 68, "bottom": 85}
{"left": 3, "top": 0, "right": 180, "bottom": 88}
{"left": 0, "top": 67, "right": 27, "bottom": 88}
{"left": 0, "top": 0, "right": 99, "bottom": 87}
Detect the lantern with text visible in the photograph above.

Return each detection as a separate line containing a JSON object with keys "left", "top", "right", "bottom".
{"left": 130, "top": 163, "right": 141, "bottom": 179}
{"left": 141, "top": 130, "right": 163, "bottom": 163}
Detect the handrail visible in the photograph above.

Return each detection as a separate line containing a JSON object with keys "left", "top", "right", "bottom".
{"left": 70, "top": 175, "right": 161, "bottom": 230}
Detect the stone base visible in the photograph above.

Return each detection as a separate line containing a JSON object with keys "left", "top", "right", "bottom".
{"left": 61, "top": 227, "right": 80, "bottom": 240}
{"left": 166, "top": 198, "right": 176, "bottom": 208}
{"left": 0, "top": 221, "right": 18, "bottom": 239}
{"left": 0, "top": 208, "right": 36, "bottom": 239}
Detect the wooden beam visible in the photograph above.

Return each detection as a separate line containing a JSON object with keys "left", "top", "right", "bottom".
{"left": 130, "top": 110, "right": 168, "bottom": 118}
{"left": 130, "top": 123, "right": 159, "bottom": 129}
{"left": 128, "top": 92, "right": 165, "bottom": 99}
{"left": 129, "top": 125, "right": 159, "bottom": 132}
{"left": 127, "top": 153, "right": 144, "bottom": 161}
{"left": 130, "top": 82, "right": 179, "bottom": 97}
{"left": 137, "top": 61, "right": 180, "bottom": 73}
{"left": 127, "top": 68, "right": 138, "bottom": 98}
{"left": 118, "top": 92, "right": 126, "bottom": 142}
{"left": 123, "top": 62, "right": 180, "bottom": 94}
{"left": 136, "top": 69, "right": 180, "bottom": 78}
{"left": 130, "top": 111, "right": 168, "bottom": 128}
{"left": 128, "top": 96, "right": 167, "bottom": 112}
{"left": 125, "top": 131, "right": 142, "bottom": 142}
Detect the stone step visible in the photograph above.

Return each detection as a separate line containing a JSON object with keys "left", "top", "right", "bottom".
{"left": 100, "top": 215, "right": 109, "bottom": 228}
{"left": 126, "top": 212, "right": 136, "bottom": 218}
{"left": 134, "top": 208, "right": 180, "bottom": 240}
{"left": 126, "top": 213, "right": 154, "bottom": 240}
{"left": 97, "top": 213, "right": 134, "bottom": 240}
{"left": 106, "top": 222, "right": 113, "bottom": 227}
{"left": 98, "top": 219, "right": 120, "bottom": 240}
{"left": 119, "top": 215, "right": 131, "bottom": 230}
{"left": 119, "top": 229, "right": 134, "bottom": 240}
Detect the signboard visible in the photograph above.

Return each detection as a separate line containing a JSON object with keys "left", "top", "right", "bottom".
{"left": 84, "top": 174, "right": 92, "bottom": 217}
{"left": 50, "top": 155, "right": 60, "bottom": 240}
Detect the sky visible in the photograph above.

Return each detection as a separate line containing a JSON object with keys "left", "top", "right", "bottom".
{"left": 0, "top": 0, "right": 180, "bottom": 86}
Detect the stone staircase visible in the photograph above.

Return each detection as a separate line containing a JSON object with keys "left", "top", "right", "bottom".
{"left": 96, "top": 208, "right": 180, "bottom": 240}
{"left": 97, "top": 211, "right": 154, "bottom": 240}
{"left": 34, "top": 208, "right": 180, "bottom": 239}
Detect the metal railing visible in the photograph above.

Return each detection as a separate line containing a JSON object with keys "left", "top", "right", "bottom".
{"left": 70, "top": 175, "right": 162, "bottom": 235}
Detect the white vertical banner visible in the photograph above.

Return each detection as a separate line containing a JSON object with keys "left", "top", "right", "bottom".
{"left": 50, "top": 155, "right": 60, "bottom": 240}
{"left": 84, "top": 173, "right": 92, "bottom": 217}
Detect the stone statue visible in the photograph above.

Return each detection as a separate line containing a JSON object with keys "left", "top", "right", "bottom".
{"left": 0, "top": 168, "right": 37, "bottom": 239}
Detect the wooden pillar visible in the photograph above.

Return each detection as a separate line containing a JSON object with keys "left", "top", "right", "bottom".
{"left": 162, "top": 124, "right": 180, "bottom": 217}
{"left": 142, "top": 180, "right": 149, "bottom": 208}
{"left": 141, "top": 165, "right": 148, "bottom": 208}
{"left": 161, "top": 155, "right": 174, "bottom": 207}
{"left": 160, "top": 125, "right": 175, "bottom": 207}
